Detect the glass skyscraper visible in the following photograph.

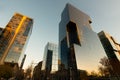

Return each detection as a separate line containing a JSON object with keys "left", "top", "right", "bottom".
{"left": 0, "top": 13, "right": 33, "bottom": 67}
{"left": 59, "top": 3, "right": 107, "bottom": 79}
{"left": 41, "top": 42, "right": 58, "bottom": 73}
{"left": 98, "top": 31, "right": 120, "bottom": 76}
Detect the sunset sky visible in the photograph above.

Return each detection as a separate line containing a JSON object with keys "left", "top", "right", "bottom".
{"left": 0, "top": 0, "right": 120, "bottom": 69}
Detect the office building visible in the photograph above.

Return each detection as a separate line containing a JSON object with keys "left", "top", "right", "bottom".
{"left": 59, "top": 3, "right": 107, "bottom": 79}
{"left": 0, "top": 13, "right": 33, "bottom": 67}
{"left": 41, "top": 42, "right": 58, "bottom": 73}
{"left": 41, "top": 42, "right": 58, "bottom": 80}
{"left": 98, "top": 31, "right": 120, "bottom": 76}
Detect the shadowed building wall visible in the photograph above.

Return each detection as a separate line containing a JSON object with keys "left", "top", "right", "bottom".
{"left": 98, "top": 31, "right": 120, "bottom": 77}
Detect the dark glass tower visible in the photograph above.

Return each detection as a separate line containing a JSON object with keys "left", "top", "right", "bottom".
{"left": 98, "top": 31, "right": 120, "bottom": 77}
{"left": 41, "top": 42, "right": 58, "bottom": 80}
{"left": 59, "top": 3, "right": 106, "bottom": 80}
{"left": 41, "top": 42, "right": 58, "bottom": 73}
{"left": 46, "top": 50, "right": 53, "bottom": 71}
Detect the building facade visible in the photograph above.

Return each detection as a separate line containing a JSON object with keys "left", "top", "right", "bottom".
{"left": 0, "top": 13, "right": 33, "bottom": 67}
{"left": 59, "top": 3, "right": 107, "bottom": 79}
{"left": 41, "top": 42, "right": 58, "bottom": 73}
{"left": 41, "top": 42, "right": 58, "bottom": 80}
{"left": 98, "top": 31, "right": 120, "bottom": 77}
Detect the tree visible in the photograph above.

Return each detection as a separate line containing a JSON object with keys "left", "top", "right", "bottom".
{"left": 98, "top": 56, "right": 111, "bottom": 76}
{"left": 32, "top": 61, "right": 42, "bottom": 80}
{"left": 0, "top": 65, "right": 13, "bottom": 79}
{"left": 15, "top": 69, "right": 24, "bottom": 80}
{"left": 24, "top": 63, "right": 33, "bottom": 80}
{"left": 90, "top": 71, "right": 98, "bottom": 77}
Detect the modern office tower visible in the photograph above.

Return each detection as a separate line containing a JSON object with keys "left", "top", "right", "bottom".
{"left": 59, "top": 3, "right": 106, "bottom": 79}
{"left": 41, "top": 42, "right": 58, "bottom": 73}
{"left": 98, "top": 31, "right": 120, "bottom": 76}
{"left": 0, "top": 13, "right": 33, "bottom": 67}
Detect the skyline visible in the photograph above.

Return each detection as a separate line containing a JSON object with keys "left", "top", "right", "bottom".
{"left": 0, "top": 0, "right": 120, "bottom": 69}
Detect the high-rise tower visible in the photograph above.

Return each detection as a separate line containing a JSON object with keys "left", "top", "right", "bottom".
{"left": 41, "top": 42, "right": 58, "bottom": 73}
{"left": 59, "top": 3, "right": 106, "bottom": 79}
{"left": 0, "top": 13, "right": 33, "bottom": 67}
{"left": 98, "top": 31, "right": 120, "bottom": 76}
{"left": 41, "top": 42, "right": 58, "bottom": 80}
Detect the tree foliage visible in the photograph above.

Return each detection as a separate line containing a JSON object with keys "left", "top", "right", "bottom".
{"left": 98, "top": 56, "right": 111, "bottom": 76}
{"left": 15, "top": 69, "right": 24, "bottom": 80}
{"left": 0, "top": 65, "right": 13, "bottom": 79}
{"left": 24, "top": 63, "right": 33, "bottom": 80}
